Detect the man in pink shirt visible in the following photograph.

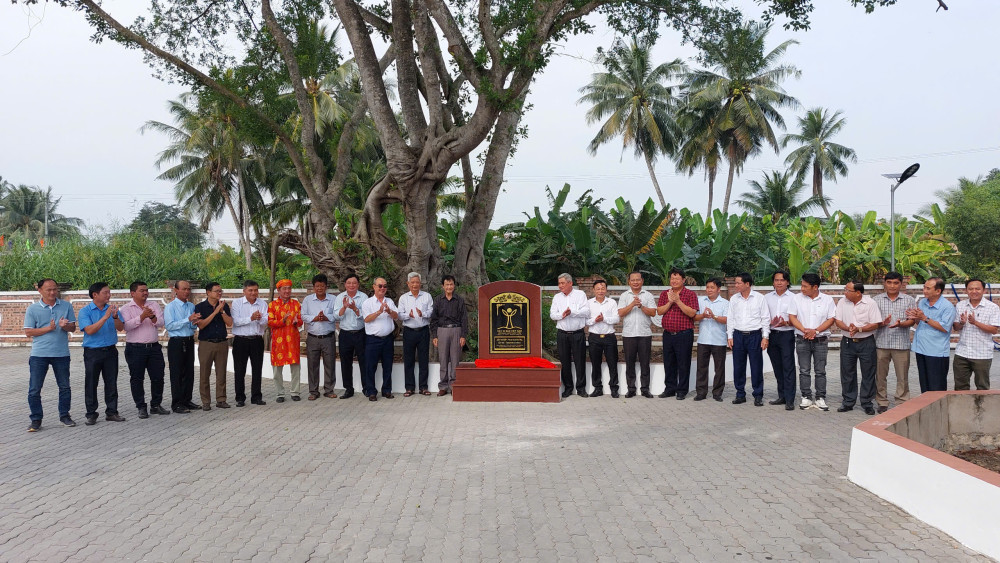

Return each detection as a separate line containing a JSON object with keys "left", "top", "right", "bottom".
{"left": 834, "top": 280, "right": 884, "bottom": 416}
{"left": 118, "top": 280, "right": 169, "bottom": 420}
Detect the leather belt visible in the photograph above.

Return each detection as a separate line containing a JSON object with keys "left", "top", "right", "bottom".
{"left": 734, "top": 329, "right": 760, "bottom": 336}
{"left": 201, "top": 338, "right": 227, "bottom": 343}
{"left": 169, "top": 336, "right": 194, "bottom": 341}
{"left": 234, "top": 335, "right": 263, "bottom": 339}
{"left": 308, "top": 333, "right": 334, "bottom": 339}
{"left": 665, "top": 329, "right": 694, "bottom": 335}
{"left": 558, "top": 329, "right": 583, "bottom": 335}
{"left": 126, "top": 342, "right": 160, "bottom": 348}
{"left": 438, "top": 324, "right": 461, "bottom": 328}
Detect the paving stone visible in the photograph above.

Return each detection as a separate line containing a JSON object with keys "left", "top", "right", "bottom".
{"left": 0, "top": 347, "right": 994, "bottom": 561}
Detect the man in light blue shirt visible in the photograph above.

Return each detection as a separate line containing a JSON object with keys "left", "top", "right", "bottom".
{"left": 302, "top": 274, "right": 338, "bottom": 400}
{"left": 909, "top": 277, "right": 957, "bottom": 393}
{"left": 78, "top": 282, "right": 125, "bottom": 425}
{"left": 694, "top": 278, "right": 729, "bottom": 401}
{"left": 333, "top": 274, "right": 367, "bottom": 399}
{"left": 163, "top": 280, "right": 201, "bottom": 413}
{"left": 23, "top": 278, "right": 77, "bottom": 431}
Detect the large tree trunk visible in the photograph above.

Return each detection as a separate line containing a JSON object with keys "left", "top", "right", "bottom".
{"left": 643, "top": 152, "right": 667, "bottom": 209}
{"left": 453, "top": 95, "right": 528, "bottom": 287}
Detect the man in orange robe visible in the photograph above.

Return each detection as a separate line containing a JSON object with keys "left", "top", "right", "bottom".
{"left": 268, "top": 279, "right": 303, "bottom": 403}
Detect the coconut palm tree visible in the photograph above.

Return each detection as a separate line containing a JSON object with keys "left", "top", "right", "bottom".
{"left": 0, "top": 185, "right": 84, "bottom": 240}
{"left": 142, "top": 93, "right": 264, "bottom": 268}
{"left": 782, "top": 108, "right": 857, "bottom": 217}
{"left": 686, "top": 22, "right": 801, "bottom": 214}
{"left": 578, "top": 36, "right": 686, "bottom": 208}
{"left": 676, "top": 103, "right": 724, "bottom": 217}
{"left": 736, "top": 170, "right": 830, "bottom": 223}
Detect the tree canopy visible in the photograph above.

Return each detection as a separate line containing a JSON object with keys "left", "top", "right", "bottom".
{"left": 14, "top": 0, "right": 900, "bottom": 289}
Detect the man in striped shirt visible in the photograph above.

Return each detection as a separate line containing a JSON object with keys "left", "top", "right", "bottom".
{"left": 952, "top": 278, "right": 1000, "bottom": 390}
{"left": 873, "top": 272, "right": 917, "bottom": 413}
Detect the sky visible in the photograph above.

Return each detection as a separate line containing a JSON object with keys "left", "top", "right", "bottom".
{"left": 1, "top": 1, "right": 998, "bottom": 247}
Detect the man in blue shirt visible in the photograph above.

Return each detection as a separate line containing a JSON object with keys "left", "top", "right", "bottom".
{"left": 333, "top": 273, "right": 367, "bottom": 399}
{"left": 23, "top": 278, "right": 77, "bottom": 432}
{"left": 694, "top": 278, "right": 729, "bottom": 402}
{"left": 78, "top": 282, "right": 126, "bottom": 425}
{"left": 164, "top": 280, "right": 202, "bottom": 413}
{"left": 909, "top": 277, "right": 957, "bottom": 392}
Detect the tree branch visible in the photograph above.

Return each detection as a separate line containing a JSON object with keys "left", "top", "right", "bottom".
{"left": 390, "top": 0, "right": 429, "bottom": 144}
{"left": 76, "top": 0, "right": 315, "bottom": 221}
{"left": 260, "top": 0, "right": 331, "bottom": 223}
{"left": 332, "top": 0, "right": 416, "bottom": 181}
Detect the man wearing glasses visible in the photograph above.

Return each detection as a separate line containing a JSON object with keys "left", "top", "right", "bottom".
{"left": 361, "top": 278, "right": 399, "bottom": 401}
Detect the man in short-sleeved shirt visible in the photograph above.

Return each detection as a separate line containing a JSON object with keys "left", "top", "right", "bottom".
{"left": 834, "top": 281, "right": 884, "bottom": 415}
{"left": 873, "top": 272, "right": 917, "bottom": 413}
{"left": 788, "top": 273, "right": 836, "bottom": 411}
{"left": 656, "top": 268, "right": 699, "bottom": 399}
{"left": 952, "top": 278, "right": 1000, "bottom": 390}
{"left": 78, "top": 282, "right": 125, "bottom": 425}
{"left": 695, "top": 278, "right": 729, "bottom": 402}
{"left": 361, "top": 277, "right": 399, "bottom": 400}
{"left": 910, "top": 277, "right": 957, "bottom": 393}
{"left": 24, "top": 278, "right": 77, "bottom": 431}
{"left": 617, "top": 272, "right": 658, "bottom": 397}
{"left": 194, "top": 282, "right": 232, "bottom": 409}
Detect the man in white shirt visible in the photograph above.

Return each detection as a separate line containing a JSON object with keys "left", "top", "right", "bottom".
{"left": 617, "top": 271, "right": 658, "bottom": 398}
{"left": 834, "top": 280, "right": 884, "bottom": 415}
{"left": 397, "top": 272, "right": 435, "bottom": 396}
{"left": 788, "top": 273, "right": 836, "bottom": 411}
{"left": 952, "top": 278, "right": 1000, "bottom": 390}
{"left": 765, "top": 270, "right": 797, "bottom": 409}
{"left": 586, "top": 279, "right": 621, "bottom": 397}
{"left": 550, "top": 273, "right": 590, "bottom": 399}
{"left": 302, "top": 274, "right": 338, "bottom": 400}
{"left": 230, "top": 280, "right": 268, "bottom": 407}
{"left": 694, "top": 278, "right": 728, "bottom": 402}
{"left": 361, "top": 277, "right": 399, "bottom": 401}
{"left": 725, "top": 273, "right": 770, "bottom": 406}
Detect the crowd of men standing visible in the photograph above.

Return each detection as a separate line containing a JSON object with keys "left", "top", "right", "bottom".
{"left": 551, "top": 270, "right": 998, "bottom": 415}
{"left": 23, "top": 273, "right": 469, "bottom": 431}
{"left": 22, "top": 270, "right": 997, "bottom": 432}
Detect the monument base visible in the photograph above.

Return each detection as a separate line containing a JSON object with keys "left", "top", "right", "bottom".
{"left": 452, "top": 362, "right": 561, "bottom": 402}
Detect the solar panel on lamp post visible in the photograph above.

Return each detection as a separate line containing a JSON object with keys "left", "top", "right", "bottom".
{"left": 881, "top": 163, "right": 920, "bottom": 272}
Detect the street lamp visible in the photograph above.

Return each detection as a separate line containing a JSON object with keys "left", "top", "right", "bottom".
{"left": 881, "top": 163, "right": 920, "bottom": 272}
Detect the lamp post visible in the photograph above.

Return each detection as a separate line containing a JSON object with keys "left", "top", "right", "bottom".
{"left": 881, "top": 163, "right": 920, "bottom": 272}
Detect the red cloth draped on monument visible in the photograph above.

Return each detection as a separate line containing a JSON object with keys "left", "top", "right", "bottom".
{"left": 474, "top": 357, "right": 556, "bottom": 369}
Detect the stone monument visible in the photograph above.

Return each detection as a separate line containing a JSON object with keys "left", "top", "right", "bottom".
{"left": 452, "top": 281, "right": 561, "bottom": 402}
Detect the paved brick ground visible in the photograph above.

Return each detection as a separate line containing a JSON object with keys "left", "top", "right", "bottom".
{"left": 1, "top": 347, "right": 995, "bottom": 562}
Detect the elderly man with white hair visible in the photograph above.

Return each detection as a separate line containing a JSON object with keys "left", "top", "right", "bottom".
{"left": 550, "top": 273, "right": 591, "bottom": 399}
{"left": 397, "top": 272, "right": 435, "bottom": 396}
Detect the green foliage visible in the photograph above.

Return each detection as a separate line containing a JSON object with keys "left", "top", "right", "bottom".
{"left": 776, "top": 211, "right": 963, "bottom": 284}
{"left": 503, "top": 185, "right": 610, "bottom": 281}
{"left": 596, "top": 197, "right": 672, "bottom": 282}
{"left": 938, "top": 176, "right": 1000, "bottom": 278}
{"left": 0, "top": 230, "right": 316, "bottom": 291}
{"left": 126, "top": 202, "right": 204, "bottom": 249}
{"left": 0, "top": 184, "right": 84, "bottom": 241}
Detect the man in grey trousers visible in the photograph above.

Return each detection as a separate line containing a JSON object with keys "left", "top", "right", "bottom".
{"left": 430, "top": 275, "right": 468, "bottom": 396}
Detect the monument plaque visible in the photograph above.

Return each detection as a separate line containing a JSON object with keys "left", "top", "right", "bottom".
{"left": 489, "top": 292, "right": 529, "bottom": 354}
{"left": 453, "top": 280, "right": 560, "bottom": 402}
